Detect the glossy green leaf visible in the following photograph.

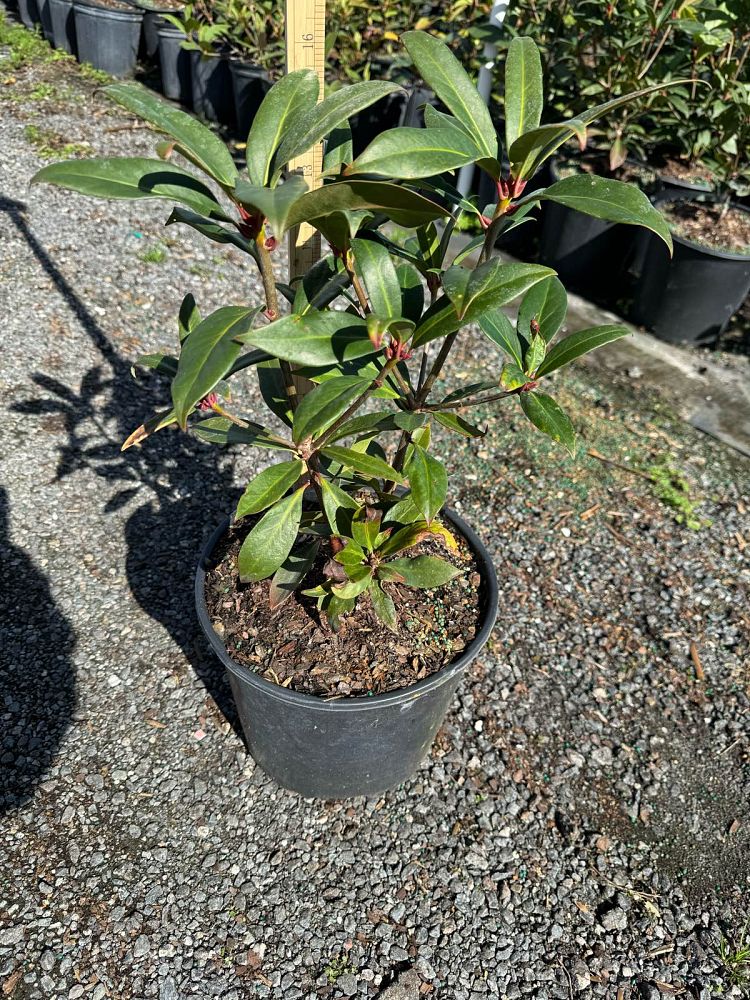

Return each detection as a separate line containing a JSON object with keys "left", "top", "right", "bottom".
{"left": 269, "top": 539, "right": 320, "bottom": 610}
{"left": 235, "top": 459, "right": 305, "bottom": 518}
{"left": 323, "top": 123, "right": 354, "bottom": 174}
{"left": 536, "top": 324, "right": 630, "bottom": 377}
{"left": 396, "top": 262, "right": 425, "bottom": 324}
{"left": 320, "top": 477, "right": 360, "bottom": 535}
{"left": 504, "top": 37, "right": 543, "bottom": 153}
{"left": 369, "top": 581, "right": 397, "bottom": 632}
{"left": 257, "top": 359, "right": 292, "bottom": 427}
{"left": 434, "top": 411, "right": 486, "bottom": 438}
{"left": 334, "top": 540, "right": 367, "bottom": 567}
{"left": 519, "top": 391, "right": 576, "bottom": 455}
{"left": 384, "top": 555, "right": 461, "bottom": 588}
{"left": 284, "top": 180, "right": 449, "bottom": 232}
{"left": 237, "top": 487, "right": 305, "bottom": 582}
{"left": 478, "top": 308, "right": 524, "bottom": 368}
{"left": 192, "top": 415, "right": 292, "bottom": 450}
{"left": 321, "top": 445, "right": 405, "bottom": 484}
{"left": 136, "top": 352, "right": 178, "bottom": 377}
{"left": 166, "top": 207, "right": 257, "bottom": 259}
{"left": 347, "top": 127, "right": 480, "bottom": 179}
{"left": 327, "top": 410, "right": 427, "bottom": 443}
{"left": 104, "top": 83, "right": 238, "bottom": 187}
{"left": 350, "top": 238, "right": 401, "bottom": 318}
{"left": 171, "top": 306, "right": 259, "bottom": 428}
{"left": 540, "top": 176, "right": 673, "bottom": 252}
{"left": 381, "top": 495, "right": 423, "bottom": 527}
{"left": 516, "top": 275, "right": 567, "bottom": 344}
{"left": 236, "top": 312, "right": 375, "bottom": 366}
{"left": 440, "top": 381, "right": 497, "bottom": 405}
{"left": 444, "top": 260, "right": 555, "bottom": 323}
{"left": 402, "top": 31, "right": 496, "bottom": 159}
{"left": 292, "top": 376, "right": 369, "bottom": 443}
{"left": 500, "top": 362, "right": 528, "bottom": 390}
{"left": 378, "top": 521, "right": 431, "bottom": 556}
{"left": 405, "top": 444, "right": 447, "bottom": 522}
{"left": 411, "top": 299, "right": 461, "bottom": 349}
{"left": 31, "top": 158, "right": 225, "bottom": 218}
{"left": 246, "top": 69, "right": 319, "bottom": 185}
{"left": 233, "top": 174, "right": 308, "bottom": 236}
{"left": 292, "top": 255, "right": 350, "bottom": 315}
{"left": 273, "top": 81, "right": 401, "bottom": 178}
{"left": 332, "top": 566, "right": 373, "bottom": 600}
{"left": 178, "top": 293, "right": 201, "bottom": 342}
{"left": 524, "top": 332, "right": 546, "bottom": 375}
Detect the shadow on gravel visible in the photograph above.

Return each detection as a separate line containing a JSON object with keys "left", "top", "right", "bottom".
{"left": 4, "top": 195, "right": 243, "bottom": 740}
{"left": 0, "top": 487, "right": 77, "bottom": 815}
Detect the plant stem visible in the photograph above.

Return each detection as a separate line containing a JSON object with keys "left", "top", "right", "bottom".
{"left": 314, "top": 357, "right": 400, "bottom": 451}
{"left": 415, "top": 331, "right": 458, "bottom": 406}
{"left": 256, "top": 236, "right": 299, "bottom": 410}
{"left": 423, "top": 387, "right": 523, "bottom": 411}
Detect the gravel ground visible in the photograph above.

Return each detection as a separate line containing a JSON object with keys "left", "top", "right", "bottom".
{"left": 1, "top": 23, "right": 749, "bottom": 1000}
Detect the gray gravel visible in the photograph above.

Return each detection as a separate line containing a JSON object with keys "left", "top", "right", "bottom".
{"left": 1, "top": 26, "right": 749, "bottom": 1000}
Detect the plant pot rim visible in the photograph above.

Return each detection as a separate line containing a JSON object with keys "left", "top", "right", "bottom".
{"left": 653, "top": 190, "right": 750, "bottom": 262}
{"left": 195, "top": 504, "right": 499, "bottom": 713}
{"left": 73, "top": 0, "right": 142, "bottom": 14}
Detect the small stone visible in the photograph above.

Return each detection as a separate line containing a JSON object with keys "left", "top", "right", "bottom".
{"left": 133, "top": 935, "right": 150, "bottom": 959}
{"left": 69, "top": 987, "right": 84, "bottom": 1000}
{"left": 40, "top": 952, "right": 55, "bottom": 973}
{"left": 336, "top": 973, "right": 358, "bottom": 996}
{"left": 600, "top": 908, "right": 627, "bottom": 931}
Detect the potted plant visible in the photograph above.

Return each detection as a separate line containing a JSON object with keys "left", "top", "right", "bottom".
{"left": 163, "top": 1, "right": 233, "bottom": 124}
{"left": 214, "top": 0, "right": 282, "bottom": 139}
{"left": 47, "top": 0, "right": 77, "bottom": 54}
{"left": 154, "top": 1, "right": 191, "bottom": 103}
{"left": 73, "top": 0, "right": 143, "bottom": 77}
{"left": 31, "top": 34, "right": 672, "bottom": 798}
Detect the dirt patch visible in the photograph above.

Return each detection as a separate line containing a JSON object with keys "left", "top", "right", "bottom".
{"left": 657, "top": 157, "right": 715, "bottom": 187}
{"left": 204, "top": 517, "right": 484, "bottom": 698}
{"left": 662, "top": 199, "right": 750, "bottom": 255}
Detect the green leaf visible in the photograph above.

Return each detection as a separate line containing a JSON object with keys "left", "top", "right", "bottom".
{"left": 321, "top": 445, "right": 405, "bottom": 484}
{"left": 332, "top": 566, "right": 373, "bottom": 599}
{"left": 378, "top": 521, "right": 431, "bottom": 556}
{"left": 320, "top": 477, "right": 360, "bottom": 535}
{"left": 292, "top": 376, "right": 369, "bottom": 443}
{"left": 104, "top": 83, "right": 238, "bottom": 187}
{"left": 284, "top": 180, "right": 449, "bottom": 233}
{"left": 540, "top": 176, "right": 673, "bottom": 252}
{"left": 369, "top": 581, "right": 397, "bottom": 632}
{"left": 382, "top": 494, "right": 423, "bottom": 527}
{"left": 233, "top": 174, "right": 309, "bottom": 236}
{"left": 396, "top": 262, "right": 425, "bottom": 324}
{"left": 136, "top": 352, "right": 178, "bottom": 377}
{"left": 171, "top": 306, "right": 259, "bottom": 428}
{"left": 524, "top": 333, "right": 546, "bottom": 375}
{"left": 292, "top": 255, "right": 350, "bottom": 315}
{"left": 478, "top": 308, "right": 523, "bottom": 367}
{"left": 269, "top": 539, "right": 320, "bottom": 610}
{"left": 440, "top": 381, "right": 497, "bottom": 405}
{"left": 434, "top": 411, "right": 486, "bottom": 438}
{"left": 192, "top": 415, "right": 292, "bottom": 450}
{"left": 519, "top": 391, "right": 576, "bottom": 455}
{"left": 273, "top": 81, "right": 402, "bottom": 179}
{"left": 166, "top": 207, "right": 258, "bottom": 260}
{"left": 334, "top": 540, "right": 367, "bottom": 567}
{"left": 347, "top": 127, "right": 480, "bottom": 179}
{"left": 246, "top": 69, "right": 319, "bottom": 185}
{"left": 536, "top": 324, "right": 630, "bottom": 377}
{"left": 236, "top": 312, "right": 375, "bottom": 367}
{"left": 405, "top": 445, "right": 447, "bottom": 522}
{"left": 402, "top": 31, "right": 496, "bottom": 160}
{"left": 31, "top": 158, "right": 225, "bottom": 218}
{"left": 327, "top": 410, "right": 427, "bottom": 443}
{"left": 349, "top": 237, "right": 402, "bottom": 318}
{"left": 235, "top": 459, "right": 305, "bottom": 519}
{"left": 237, "top": 487, "right": 305, "bottom": 582}
{"left": 323, "top": 123, "right": 354, "bottom": 174}
{"left": 444, "top": 260, "right": 555, "bottom": 323}
{"left": 178, "top": 293, "right": 201, "bottom": 342}
{"left": 516, "top": 275, "right": 567, "bottom": 344}
{"left": 384, "top": 555, "right": 461, "bottom": 588}
{"left": 504, "top": 37, "right": 544, "bottom": 153}
{"left": 500, "top": 362, "right": 528, "bottom": 390}
{"left": 411, "top": 299, "right": 461, "bottom": 349}
{"left": 257, "top": 359, "right": 292, "bottom": 427}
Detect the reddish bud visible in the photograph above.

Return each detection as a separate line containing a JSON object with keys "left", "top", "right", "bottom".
{"left": 263, "top": 307, "right": 278, "bottom": 321}
{"left": 264, "top": 235, "right": 278, "bottom": 252}
{"left": 530, "top": 318, "right": 540, "bottom": 336}
{"left": 479, "top": 213, "right": 493, "bottom": 230}
{"left": 197, "top": 392, "right": 219, "bottom": 412}
{"left": 521, "top": 380, "right": 539, "bottom": 393}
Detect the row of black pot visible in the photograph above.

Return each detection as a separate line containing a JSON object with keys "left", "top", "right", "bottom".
{"left": 505, "top": 160, "right": 749, "bottom": 346}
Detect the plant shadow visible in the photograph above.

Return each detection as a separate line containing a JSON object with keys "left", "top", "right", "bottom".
{"left": 3, "top": 194, "right": 244, "bottom": 741}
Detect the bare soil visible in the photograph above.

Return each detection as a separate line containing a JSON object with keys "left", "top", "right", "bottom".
{"left": 658, "top": 157, "right": 714, "bottom": 187}
{"left": 204, "top": 518, "right": 484, "bottom": 698}
{"left": 662, "top": 199, "right": 750, "bottom": 254}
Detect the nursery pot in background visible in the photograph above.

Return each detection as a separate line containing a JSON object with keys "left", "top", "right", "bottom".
{"left": 129, "top": 0, "right": 163, "bottom": 60}
{"left": 17, "top": 0, "right": 40, "bottom": 29}
{"left": 38, "top": 0, "right": 55, "bottom": 44}
{"left": 48, "top": 0, "right": 76, "bottom": 53}
{"left": 157, "top": 23, "right": 191, "bottom": 103}
{"left": 229, "top": 59, "right": 269, "bottom": 140}
{"left": 73, "top": 0, "right": 143, "bottom": 77}
{"left": 190, "top": 50, "right": 233, "bottom": 126}
{"left": 630, "top": 192, "right": 750, "bottom": 345}
{"left": 195, "top": 507, "right": 499, "bottom": 799}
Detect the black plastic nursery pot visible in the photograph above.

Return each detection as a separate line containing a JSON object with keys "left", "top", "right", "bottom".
{"left": 129, "top": 0, "right": 163, "bottom": 60}
{"left": 48, "top": 0, "right": 76, "bottom": 54}
{"left": 38, "top": 0, "right": 55, "bottom": 43}
{"left": 190, "top": 50, "right": 233, "bottom": 126}
{"left": 195, "top": 507, "right": 499, "bottom": 799}
{"left": 630, "top": 193, "right": 750, "bottom": 346}
{"left": 156, "top": 23, "right": 191, "bottom": 103}
{"left": 229, "top": 59, "right": 269, "bottom": 140}
{"left": 17, "top": 0, "right": 40, "bottom": 29}
{"left": 73, "top": 0, "right": 142, "bottom": 77}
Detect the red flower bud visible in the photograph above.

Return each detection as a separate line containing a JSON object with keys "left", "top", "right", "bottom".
{"left": 530, "top": 318, "right": 540, "bottom": 335}
{"left": 264, "top": 235, "right": 277, "bottom": 252}
{"left": 197, "top": 392, "right": 219, "bottom": 412}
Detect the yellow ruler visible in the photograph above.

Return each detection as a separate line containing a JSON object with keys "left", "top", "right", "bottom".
{"left": 285, "top": 0, "right": 326, "bottom": 281}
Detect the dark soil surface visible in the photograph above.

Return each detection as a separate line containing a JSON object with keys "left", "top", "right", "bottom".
{"left": 658, "top": 157, "right": 715, "bottom": 187}
{"left": 663, "top": 199, "right": 750, "bottom": 254}
{"left": 204, "top": 519, "right": 483, "bottom": 698}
